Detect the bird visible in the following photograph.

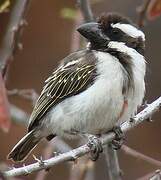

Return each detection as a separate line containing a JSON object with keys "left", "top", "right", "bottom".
{"left": 8, "top": 13, "right": 146, "bottom": 162}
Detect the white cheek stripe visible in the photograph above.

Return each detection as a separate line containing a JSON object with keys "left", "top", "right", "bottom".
{"left": 111, "top": 23, "right": 145, "bottom": 41}
{"left": 108, "top": 41, "right": 145, "bottom": 60}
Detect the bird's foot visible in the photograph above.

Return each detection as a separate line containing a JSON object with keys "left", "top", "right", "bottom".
{"left": 87, "top": 135, "right": 103, "bottom": 161}
{"left": 111, "top": 126, "right": 125, "bottom": 150}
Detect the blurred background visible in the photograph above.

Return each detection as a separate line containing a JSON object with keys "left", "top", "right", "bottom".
{"left": 0, "top": 0, "right": 161, "bottom": 179}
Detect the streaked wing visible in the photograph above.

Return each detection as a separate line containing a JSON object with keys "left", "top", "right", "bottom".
{"left": 28, "top": 50, "right": 97, "bottom": 131}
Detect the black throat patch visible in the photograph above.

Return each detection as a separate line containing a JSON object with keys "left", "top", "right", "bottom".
{"left": 106, "top": 48, "right": 134, "bottom": 96}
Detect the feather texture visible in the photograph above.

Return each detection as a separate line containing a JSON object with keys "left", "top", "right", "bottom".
{"left": 28, "top": 50, "right": 97, "bottom": 131}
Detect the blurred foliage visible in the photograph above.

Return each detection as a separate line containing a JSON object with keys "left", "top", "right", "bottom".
{"left": 60, "top": 7, "right": 77, "bottom": 20}
{"left": 60, "top": 0, "right": 103, "bottom": 20}
{"left": 0, "top": 74, "right": 11, "bottom": 133}
{"left": 147, "top": 0, "right": 161, "bottom": 20}
{"left": 0, "top": 0, "right": 10, "bottom": 13}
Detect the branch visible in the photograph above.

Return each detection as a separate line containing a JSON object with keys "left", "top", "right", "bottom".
{"left": 10, "top": 104, "right": 29, "bottom": 125}
{"left": 138, "top": 169, "right": 161, "bottom": 180}
{"left": 0, "top": 0, "right": 31, "bottom": 77}
{"left": 121, "top": 145, "right": 161, "bottom": 167}
{"left": 137, "top": 0, "right": 151, "bottom": 28}
{"left": 70, "top": 158, "right": 94, "bottom": 180}
{"left": 8, "top": 89, "right": 39, "bottom": 106}
{"left": 3, "top": 96, "right": 161, "bottom": 177}
{"left": 149, "top": 170, "right": 161, "bottom": 180}
{"left": 35, "top": 138, "right": 72, "bottom": 180}
{"left": 70, "top": 11, "right": 83, "bottom": 52}
{"left": 77, "top": 0, "right": 94, "bottom": 22}
{"left": 105, "top": 145, "right": 122, "bottom": 180}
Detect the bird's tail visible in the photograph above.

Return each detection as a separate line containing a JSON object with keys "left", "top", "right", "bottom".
{"left": 7, "top": 130, "right": 42, "bottom": 162}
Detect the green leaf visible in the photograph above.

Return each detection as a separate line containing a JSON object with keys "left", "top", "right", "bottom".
{"left": 0, "top": 0, "right": 10, "bottom": 13}
{"left": 60, "top": 8, "right": 77, "bottom": 20}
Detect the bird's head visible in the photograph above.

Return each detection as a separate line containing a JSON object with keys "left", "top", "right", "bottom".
{"left": 77, "top": 13, "right": 145, "bottom": 55}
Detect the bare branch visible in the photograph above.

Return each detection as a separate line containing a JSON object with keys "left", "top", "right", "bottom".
{"left": 77, "top": 0, "right": 94, "bottom": 22}
{"left": 105, "top": 145, "right": 122, "bottom": 180}
{"left": 121, "top": 145, "right": 161, "bottom": 167}
{"left": 10, "top": 104, "right": 29, "bottom": 125}
{"left": 70, "top": 157, "right": 94, "bottom": 180}
{"left": 137, "top": 0, "right": 151, "bottom": 28}
{"left": 3, "top": 96, "right": 161, "bottom": 177}
{"left": 150, "top": 170, "right": 161, "bottom": 180}
{"left": 8, "top": 89, "right": 39, "bottom": 106}
{"left": 35, "top": 138, "right": 72, "bottom": 180}
{"left": 35, "top": 142, "right": 54, "bottom": 180}
{"left": 70, "top": 11, "right": 83, "bottom": 52}
{"left": 0, "top": 0, "right": 31, "bottom": 77}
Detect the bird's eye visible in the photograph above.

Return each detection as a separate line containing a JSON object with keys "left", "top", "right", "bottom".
{"left": 112, "top": 28, "right": 119, "bottom": 34}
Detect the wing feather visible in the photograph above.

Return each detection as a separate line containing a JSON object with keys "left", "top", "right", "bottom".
{"left": 28, "top": 50, "right": 97, "bottom": 131}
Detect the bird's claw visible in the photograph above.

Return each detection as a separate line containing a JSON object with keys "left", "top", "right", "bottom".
{"left": 87, "top": 135, "right": 103, "bottom": 161}
{"left": 111, "top": 126, "right": 125, "bottom": 150}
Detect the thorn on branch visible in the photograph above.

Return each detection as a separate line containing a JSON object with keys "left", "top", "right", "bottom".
{"left": 17, "top": 43, "right": 23, "bottom": 50}
{"left": 20, "top": 19, "right": 28, "bottom": 26}
{"left": 53, "top": 151, "right": 61, "bottom": 157}
{"left": 33, "top": 155, "right": 45, "bottom": 167}
{"left": 146, "top": 115, "right": 153, "bottom": 122}
{"left": 23, "top": 164, "right": 30, "bottom": 175}
{"left": 129, "top": 117, "right": 135, "bottom": 123}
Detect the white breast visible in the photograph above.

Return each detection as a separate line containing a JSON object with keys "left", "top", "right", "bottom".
{"left": 108, "top": 42, "right": 146, "bottom": 124}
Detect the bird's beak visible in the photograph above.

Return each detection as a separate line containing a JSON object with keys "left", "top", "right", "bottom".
{"left": 77, "top": 22, "right": 109, "bottom": 43}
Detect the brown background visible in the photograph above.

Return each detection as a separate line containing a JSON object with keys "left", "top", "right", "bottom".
{"left": 0, "top": 0, "right": 161, "bottom": 179}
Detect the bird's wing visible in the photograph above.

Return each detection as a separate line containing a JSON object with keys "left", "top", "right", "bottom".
{"left": 28, "top": 50, "right": 97, "bottom": 131}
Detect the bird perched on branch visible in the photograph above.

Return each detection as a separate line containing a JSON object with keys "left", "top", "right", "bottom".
{"left": 8, "top": 13, "right": 146, "bottom": 162}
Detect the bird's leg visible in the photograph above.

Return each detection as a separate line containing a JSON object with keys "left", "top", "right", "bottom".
{"left": 85, "top": 134, "right": 103, "bottom": 161}
{"left": 65, "top": 129, "right": 103, "bottom": 161}
{"left": 110, "top": 126, "right": 125, "bottom": 150}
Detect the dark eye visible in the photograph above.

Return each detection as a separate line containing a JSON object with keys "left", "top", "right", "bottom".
{"left": 112, "top": 28, "right": 119, "bottom": 34}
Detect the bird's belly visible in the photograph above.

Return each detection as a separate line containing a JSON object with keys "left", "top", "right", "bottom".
{"left": 46, "top": 76, "right": 124, "bottom": 137}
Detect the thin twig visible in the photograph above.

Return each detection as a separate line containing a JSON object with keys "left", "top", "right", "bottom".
{"left": 0, "top": 0, "right": 31, "bottom": 78}
{"left": 8, "top": 89, "right": 39, "bottom": 106}
{"left": 35, "top": 142, "right": 54, "bottom": 180}
{"left": 137, "top": 0, "right": 151, "bottom": 28}
{"left": 35, "top": 138, "right": 72, "bottom": 180}
{"left": 3, "top": 96, "right": 161, "bottom": 177}
{"left": 77, "top": 0, "right": 94, "bottom": 22}
{"left": 10, "top": 104, "right": 29, "bottom": 125}
{"left": 122, "top": 145, "right": 161, "bottom": 167}
{"left": 105, "top": 144, "right": 122, "bottom": 180}
{"left": 70, "top": 157, "right": 94, "bottom": 180}
{"left": 70, "top": 11, "right": 83, "bottom": 52}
